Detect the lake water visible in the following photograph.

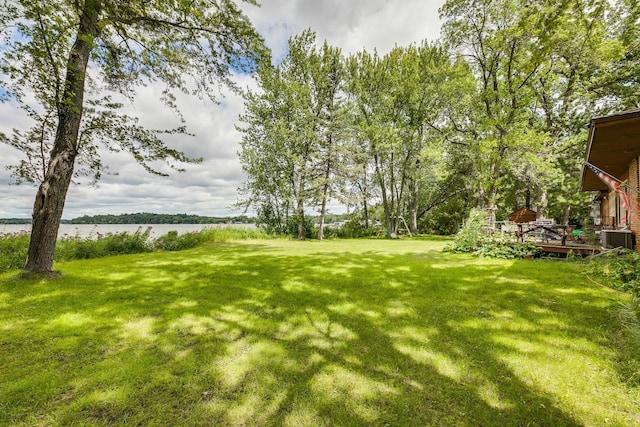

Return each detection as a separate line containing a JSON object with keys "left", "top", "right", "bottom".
{"left": 0, "top": 223, "right": 254, "bottom": 239}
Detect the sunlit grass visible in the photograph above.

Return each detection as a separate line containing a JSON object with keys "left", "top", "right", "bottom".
{"left": 1, "top": 238, "right": 639, "bottom": 426}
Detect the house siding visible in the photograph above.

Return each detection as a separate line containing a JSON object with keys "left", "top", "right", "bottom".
{"left": 603, "top": 191, "right": 614, "bottom": 225}
{"left": 629, "top": 157, "right": 640, "bottom": 251}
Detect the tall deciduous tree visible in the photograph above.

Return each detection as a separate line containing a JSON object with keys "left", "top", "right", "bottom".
{"left": 441, "top": 0, "right": 556, "bottom": 224}
{"left": 237, "top": 56, "right": 296, "bottom": 234}
{"left": 239, "top": 31, "right": 316, "bottom": 239}
{"left": 0, "top": 0, "right": 264, "bottom": 273}
{"left": 442, "top": 0, "right": 633, "bottom": 225}
{"left": 238, "top": 30, "right": 352, "bottom": 239}
{"left": 531, "top": 0, "right": 624, "bottom": 224}
{"left": 602, "top": 0, "right": 640, "bottom": 109}
{"left": 347, "top": 43, "right": 467, "bottom": 236}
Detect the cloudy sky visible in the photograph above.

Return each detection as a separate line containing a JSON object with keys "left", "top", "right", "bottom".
{"left": 0, "top": 0, "right": 445, "bottom": 219}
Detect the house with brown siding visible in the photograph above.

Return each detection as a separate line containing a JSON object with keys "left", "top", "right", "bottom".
{"left": 581, "top": 108, "right": 640, "bottom": 249}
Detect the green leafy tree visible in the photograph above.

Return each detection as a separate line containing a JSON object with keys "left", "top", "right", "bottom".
{"left": 238, "top": 30, "right": 352, "bottom": 240}
{"left": 441, "top": 0, "right": 635, "bottom": 226}
{"left": 441, "top": 0, "right": 550, "bottom": 224}
{"left": 600, "top": 0, "right": 640, "bottom": 109}
{"left": 0, "top": 0, "right": 264, "bottom": 273}
{"left": 238, "top": 31, "right": 315, "bottom": 239}
{"left": 347, "top": 48, "right": 403, "bottom": 236}
{"left": 531, "top": 0, "right": 624, "bottom": 224}
{"left": 347, "top": 43, "right": 469, "bottom": 236}
{"left": 308, "top": 41, "right": 352, "bottom": 240}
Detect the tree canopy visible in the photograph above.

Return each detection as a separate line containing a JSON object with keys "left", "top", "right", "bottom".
{"left": 238, "top": 0, "right": 638, "bottom": 237}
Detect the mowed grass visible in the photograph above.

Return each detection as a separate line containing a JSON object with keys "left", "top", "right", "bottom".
{"left": 1, "top": 238, "right": 639, "bottom": 426}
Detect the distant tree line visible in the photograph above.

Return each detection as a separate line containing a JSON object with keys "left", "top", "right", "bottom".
{"left": 0, "top": 219, "right": 32, "bottom": 225}
{"left": 1, "top": 214, "right": 255, "bottom": 225}
{"left": 67, "top": 213, "right": 255, "bottom": 224}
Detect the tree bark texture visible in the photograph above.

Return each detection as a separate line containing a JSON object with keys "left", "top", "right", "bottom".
{"left": 408, "top": 179, "right": 419, "bottom": 235}
{"left": 23, "top": 2, "right": 101, "bottom": 273}
{"left": 317, "top": 146, "right": 333, "bottom": 240}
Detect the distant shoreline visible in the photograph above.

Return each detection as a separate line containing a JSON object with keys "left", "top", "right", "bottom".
{"left": 1, "top": 223, "right": 256, "bottom": 239}
{"left": 0, "top": 212, "right": 255, "bottom": 225}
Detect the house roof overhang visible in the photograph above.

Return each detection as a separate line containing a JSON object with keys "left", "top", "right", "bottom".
{"left": 581, "top": 108, "right": 640, "bottom": 191}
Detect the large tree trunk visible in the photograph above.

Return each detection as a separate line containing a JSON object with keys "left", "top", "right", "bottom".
{"left": 408, "top": 179, "right": 419, "bottom": 235}
{"left": 296, "top": 199, "right": 306, "bottom": 240}
{"left": 374, "top": 153, "right": 394, "bottom": 237}
{"left": 537, "top": 190, "right": 548, "bottom": 220}
{"left": 562, "top": 204, "right": 571, "bottom": 225}
{"left": 23, "top": 2, "right": 101, "bottom": 273}
{"left": 317, "top": 173, "right": 331, "bottom": 241}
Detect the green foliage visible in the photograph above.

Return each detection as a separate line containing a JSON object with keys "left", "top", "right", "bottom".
{"left": 587, "top": 250, "right": 640, "bottom": 304}
{"left": 238, "top": 30, "right": 353, "bottom": 240}
{"left": 0, "top": 233, "right": 29, "bottom": 272}
{"left": 154, "top": 230, "right": 199, "bottom": 251}
{"left": 153, "top": 227, "right": 268, "bottom": 252}
{"left": 440, "top": 0, "right": 633, "bottom": 224}
{"left": 473, "top": 240, "right": 540, "bottom": 260}
{"left": 444, "top": 208, "right": 487, "bottom": 253}
{"left": 285, "top": 215, "right": 314, "bottom": 239}
{"left": 0, "top": 227, "right": 269, "bottom": 271}
{"left": 444, "top": 208, "right": 539, "bottom": 259}
{"left": 420, "top": 197, "right": 470, "bottom": 235}
{"left": 347, "top": 43, "right": 470, "bottom": 236}
{"left": 322, "top": 219, "right": 380, "bottom": 239}
{"left": 55, "top": 227, "right": 154, "bottom": 261}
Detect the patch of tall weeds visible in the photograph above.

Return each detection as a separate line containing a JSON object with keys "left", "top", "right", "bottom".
{"left": 0, "top": 232, "right": 30, "bottom": 272}
{"left": 0, "top": 226, "right": 269, "bottom": 272}
{"left": 586, "top": 250, "right": 640, "bottom": 305}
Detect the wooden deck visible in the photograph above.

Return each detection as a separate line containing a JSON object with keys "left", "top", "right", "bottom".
{"left": 534, "top": 241, "right": 602, "bottom": 256}
{"left": 507, "top": 222, "right": 604, "bottom": 256}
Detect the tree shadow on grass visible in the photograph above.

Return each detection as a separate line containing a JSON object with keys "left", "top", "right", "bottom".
{"left": 1, "top": 240, "right": 638, "bottom": 426}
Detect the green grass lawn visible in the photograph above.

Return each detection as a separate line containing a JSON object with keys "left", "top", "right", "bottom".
{"left": 1, "top": 238, "right": 639, "bottom": 426}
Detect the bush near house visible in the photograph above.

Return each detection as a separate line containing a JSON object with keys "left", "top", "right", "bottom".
{"left": 444, "top": 208, "right": 539, "bottom": 259}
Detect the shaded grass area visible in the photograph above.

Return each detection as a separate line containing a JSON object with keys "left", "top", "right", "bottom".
{"left": 1, "top": 238, "right": 639, "bottom": 426}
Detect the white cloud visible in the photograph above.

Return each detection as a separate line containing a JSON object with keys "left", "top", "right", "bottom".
{"left": 0, "top": 0, "right": 444, "bottom": 219}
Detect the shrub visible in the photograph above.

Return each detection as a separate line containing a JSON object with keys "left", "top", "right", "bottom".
{"left": 444, "top": 208, "right": 488, "bottom": 253}
{"left": 285, "top": 215, "right": 314, "bottom": 239}
{"left": 56, "top": 227, "right": 154, "bottom": 261}
{"left": 586, "top": 250, "right": 640, "bottom": 305}
{"left": 326, "top": 220, "right": 380, "bottom": 239}
{"left": 155, "top": 230, "right": 205, "bottom": 251}
{"left": 0, "top": 233, "right": 29, "bottom": 272}
{"left": 55, "top": 236, "right": 102, "bottom": 260}
{"left": 473, "top": 240, "right": 540, "bottom": 260}
{"left": 103, "top": 227, "right": 153, "bottom": 254}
